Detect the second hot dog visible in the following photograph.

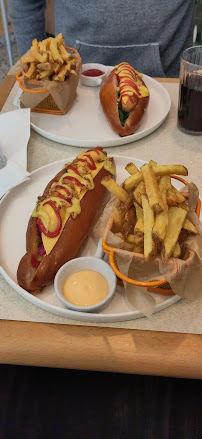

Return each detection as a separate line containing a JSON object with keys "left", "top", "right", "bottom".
{"left": 100, "top": 62, "right": 150, "bottom": 137}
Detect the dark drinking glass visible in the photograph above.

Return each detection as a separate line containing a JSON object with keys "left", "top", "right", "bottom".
{"left": 177, "top": 46, "right": 202, "bottom": 135}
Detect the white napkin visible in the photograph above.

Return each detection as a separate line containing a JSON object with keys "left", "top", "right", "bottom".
{"left": 0, "top": 108, "right": 31, "bottom": 198}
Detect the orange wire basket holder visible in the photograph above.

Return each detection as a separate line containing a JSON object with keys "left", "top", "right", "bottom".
{"left": 102, "top": 175, "right": 201, "bottom": 296}
{"left": 16, "top": 47, "right": 81, "bottom": 115}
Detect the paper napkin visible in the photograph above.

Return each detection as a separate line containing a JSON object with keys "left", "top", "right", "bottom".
{"left": 0, "top": 108, "right": 31, "bottom": 198}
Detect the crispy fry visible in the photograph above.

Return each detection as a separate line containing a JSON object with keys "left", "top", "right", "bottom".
{"left": 133, "top": 181, "right": 146, "bottom": 206}
{"left": 135, "top": 203, "right": 143, "bottom": 220}
{"left": 21, "top": 54, "right": 36, "bottom": 64}
{"left": 123, "top": 172, "right": 142, "bottom": 191}
{"left": 134, "top": 217, "right": 144, "bottom": 243}
{"left": 159, "top": 175, "right": 171, "bottom": 192}
{"left": 38, "top": 40, "right": 47, "bottom": 55}
{"left": 126, "top": 233, "right": 143, "bottom": 246}
{"left": 153, "top": 210, "right": 168, "bottom": 242}
{"left": 183, "top": 219, "right": 198, "bottom": 234}
{"left": 24, "top": 62, "right": 36, "bottom": 79}
{"left": 141, "top": 163, "right": 164, "bottom": 214}
{"left": 153, "top": 164, "right": 188, "bottom": 177}
{"left": 37, "top": 69, "right": 54, "bottom": 79}
{"left": 162, "top": 206, "right": 187, "bottom": 261}
{"left": 149, "top": 160, "right": 157, "bottom": 168}
{"left": 36, "top": 62, "right": 52, "bottom": 71}
{"left": 170, "top": 186, "right": 186, "bottom": 204}
{"left": 50, "top": 38, "right": 63, "bottom": 64}
{"left": 133, "top": 245, "right": 144, "bottom": 254}
{"left": 122, "top": 207, "right": 136, "bottom": 238}
{"left": 101, "top": 176, "right": 129, "bottom": 202}
{"left": 124, "top": 164, "right": 188, "bottom": 191}
{"left": 141, "top": 195, "right": 155, "bottom": 261}
{"left": 31, "top": 45, "right": 47, "bottom": 63}
{"left": 172, "top": 241, "right": 181, "bottom": 258}
{"left": 54, "top": 32, "right": 65, "bottom": 46}
{"left": 32, "top": 38, "right": 38, "bottom": 46}
{"left": 125, "top": 162, "right": 140, "bottom": 175}
{"left": 59, "top": 44, "right": 72, "bottom": 63}
{"left": 112, "top": 206, "right": 126, "bottom": 233}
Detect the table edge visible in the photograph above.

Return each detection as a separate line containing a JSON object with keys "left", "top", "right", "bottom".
{"left": 2, "top": 73, "right": 199, "bottom": 380}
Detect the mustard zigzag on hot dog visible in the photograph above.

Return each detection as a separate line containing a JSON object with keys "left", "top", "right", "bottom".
{"left": 100, "top": 62, "right": 149, "bottom": 137}
{"left": 17, "top": 147, "right": 115, "bottom": 293}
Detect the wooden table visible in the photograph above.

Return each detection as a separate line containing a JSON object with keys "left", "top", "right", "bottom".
{"left": 1, "top": 73, "right": 202, "bottom": 380}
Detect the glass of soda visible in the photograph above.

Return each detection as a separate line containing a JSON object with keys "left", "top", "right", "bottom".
{"left": 177, "top": 45, "right": 202, "bottom": 135}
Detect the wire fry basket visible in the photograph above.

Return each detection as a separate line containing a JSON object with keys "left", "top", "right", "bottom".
{"left": 16, "top": 47, "right": 81, "bottom": 115}
{"left": 102, "top": 175, "right": 201, "bottom": 296}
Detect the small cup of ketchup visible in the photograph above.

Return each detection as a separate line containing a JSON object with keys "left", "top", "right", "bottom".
{"left": 80, "top": 63, "right": 108, "bottom": 87}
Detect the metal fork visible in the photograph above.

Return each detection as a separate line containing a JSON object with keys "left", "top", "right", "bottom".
{"left": 0, "top": 147, "right": 7, "bottom": 169}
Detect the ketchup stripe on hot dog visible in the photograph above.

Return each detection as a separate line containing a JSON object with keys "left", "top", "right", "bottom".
{"left": 100, "top": 62, "right": 149, "bottom": 137}
{"left": 17, "top": 147, "right": 115, "bottom": 293}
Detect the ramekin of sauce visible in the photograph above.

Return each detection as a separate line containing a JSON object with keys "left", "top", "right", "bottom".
{"left": 80, "top": 63, "right": 108, "bottom": 87}
{"left": 54, "top": 256, "right": 117, "bottom": 313}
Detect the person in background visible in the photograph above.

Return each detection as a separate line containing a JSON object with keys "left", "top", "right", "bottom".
{"left": 8, "top": 0, "right": 196, "bottom": 77}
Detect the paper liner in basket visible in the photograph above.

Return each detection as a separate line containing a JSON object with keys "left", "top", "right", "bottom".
{"left": 19, "top": 54, "right": 82, "bottom": 115}
{"left": 94, "top": 183, "right": 202, "bottom": 316}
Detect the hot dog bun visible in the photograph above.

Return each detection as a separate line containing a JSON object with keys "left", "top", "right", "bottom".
{"left": 17, "top": 148, "right": 115, "bottom": 293}
{"left": 100, "top": 62, "right": 149, "bottom": 137}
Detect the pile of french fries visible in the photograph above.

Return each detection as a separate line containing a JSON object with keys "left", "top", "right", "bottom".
{"left": 102, "top": 160, "right": 198, "bottom": 262}
{"left": 21, "top": 33, "right": 78, "bottom": 81}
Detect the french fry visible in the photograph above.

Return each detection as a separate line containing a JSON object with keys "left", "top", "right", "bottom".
{"left": 31, "top": 45, "right": 47, "bottom": 63}
{"left": 50, "top": 38, "right": 63, "bottom": 64}
{"left": 141, "top": 195, "right": 156, "bottom": 261}
{"left": 123, "top": 164, "right": 188, "bottom": 191}
{"left": 125, "top": 162, "right": 140, "bottom": 175}
{"left": 24, "top": 62, "right": 36, "bottom": 79}
{"left": 183, "top": 219, "right": 198, "bottom": 234}
{"left": 122, "top": 207, "right": 136, "bottom": 238}
{"left": 134, "top": 216, "right": 144, "bottom": 243}
{"left": 133, "top": 245, "right": 144, "bottom": 254}
{"left": 153, "top": 210, "right": 168, "bottom": 242}
{"left": 59, "top": 44, "right": 72, "bottom": 63}
{"left": 36, "top": 62, "right": 52, "bottom": 71}
{"left": 133, "top": 181, "right": 146, "bottom": 206}
{"left": 112, "top": 206, "right": 126, "bottom": 233}
{"left": 32, "top": 38, "right": 38, "bottom": 46}
{"left": 21, "top": 54, "right": 36, "bottom": 64}
{"left": 153, "top": 164, "right": 188, "bottom": 177}
{"left": 149, "top": 160, "right": 157, "bottom": 168}
{"left": 152, "top": 174, "right": 169, "bottom": 242}
{"left": 162, "top": 206, "right": 187, "bottom": 261}
{"left": 123, "top": 172, "right": 142, "bottom": 191}
{"left": 141, "top": 163, "right": 164, "bottom": 214}
{"left": 169, "top": 186, "right": 186, "bottom": 204}
{"left": 101, "top": 176, "right": 129, "bottom": 202}
{"left": 38, "top": 40, "right": 47, "bottom": 55}
{"left": 54, "top": 32, "right": 65, "bottom": 46}
{"left": 126, "top": 234, "right": 144, "bottom": 247}
{"left": 135, "top": 203, "right": 143, "bottom": 220}
{"left": 37, "top": 69, "right": 54, "bottom": 79}
{"left": 159, "top": 175, "right": 171, "bottom": 192}
{"left": 172, "top": 241, "right": 181, "bottom": 258}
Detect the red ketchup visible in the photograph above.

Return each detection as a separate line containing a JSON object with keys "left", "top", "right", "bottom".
{"left": 82, "top": 69, "right": 104, "bottom": 77}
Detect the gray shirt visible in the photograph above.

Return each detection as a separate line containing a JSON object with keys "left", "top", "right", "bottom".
{"left": 8, "top": 0, "right": 196, "bottom": 77}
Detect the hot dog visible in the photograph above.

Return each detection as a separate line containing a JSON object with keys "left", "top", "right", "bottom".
{"left": 17, "top": 147, "right": 115, "bottom": 293}
{"left": 100, "top": 62, "right": 150, "bottom": 137}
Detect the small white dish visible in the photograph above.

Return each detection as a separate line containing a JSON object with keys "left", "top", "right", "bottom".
{"left": 80, "top": 63, "right": 108, "bottom": 87}
{"left": 54, "top": 240, "right": 117, "bottom": 313}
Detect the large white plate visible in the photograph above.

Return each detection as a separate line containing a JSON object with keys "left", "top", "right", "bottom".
{"left": 0, "top": 156, "right": 182, "bottom": 323}
{"left": 30, "top": 72, "right": 171, "bottom": 148}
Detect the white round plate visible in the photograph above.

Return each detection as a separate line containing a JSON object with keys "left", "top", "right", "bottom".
{"left": 0, "top": 156, "right": 183, "bottom": 323}
{"left": 30, "top": 71, "right": 171, "bottom": 148}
